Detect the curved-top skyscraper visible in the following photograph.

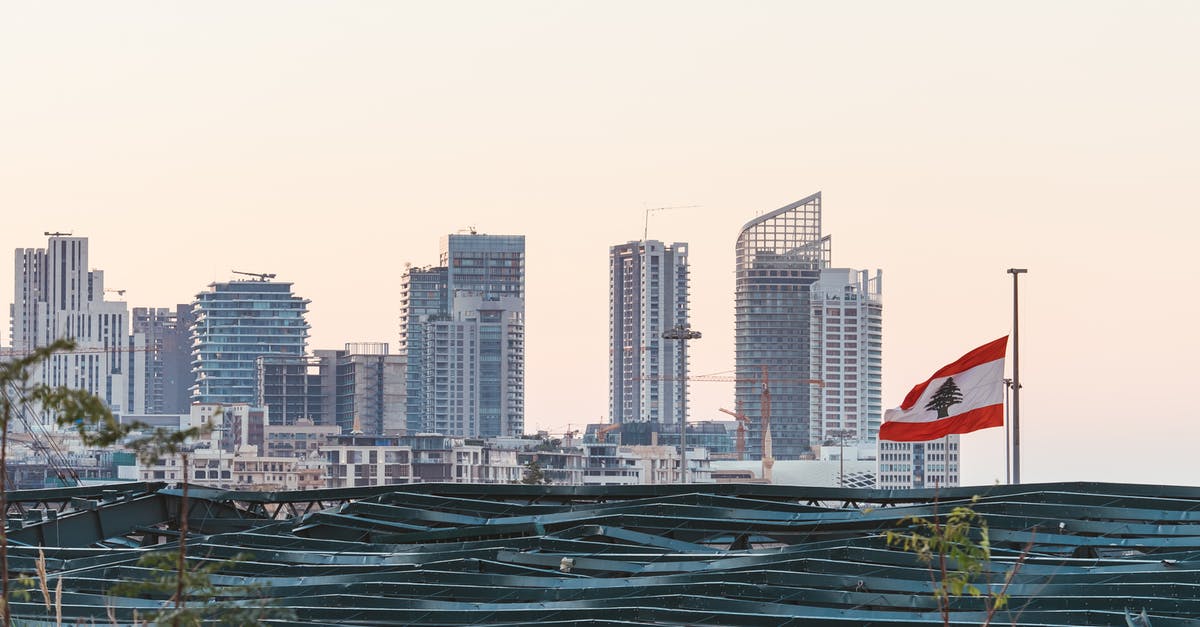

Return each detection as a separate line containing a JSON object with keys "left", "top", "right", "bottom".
{"left": 735, "top": 193, "right": 830, "bottom": 460}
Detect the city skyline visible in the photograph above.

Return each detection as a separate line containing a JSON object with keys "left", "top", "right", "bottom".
{"left": 2, "top": 3, "right": 1197, "bottom": 486}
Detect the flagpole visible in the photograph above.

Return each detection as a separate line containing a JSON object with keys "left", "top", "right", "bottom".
{"left": 1002, "top": 378, "right": 1011, "bottom": 484}
{"left": 1007, "top": 268, "right": 1027, "bottom": 484}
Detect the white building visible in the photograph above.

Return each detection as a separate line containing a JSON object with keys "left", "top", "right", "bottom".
{"left": 609, "top": 240, "right": 690, "bottom": 426}
{"left": 711, "top": 458, "right": 877, "bottom": 487}
{"left": 139, "top": 446, "right": 325, "bottom": 492}
{"left": 808, "top": 268, "right": 883, "bottom": 451}
{"left": 10, "top": 235, "right": 147, "bottom": 421}
{"left": 878, "top": 436, "right": 960, "bottom": 489}
{"left": 582, "top": 443, "right": 713, "bottom": 485}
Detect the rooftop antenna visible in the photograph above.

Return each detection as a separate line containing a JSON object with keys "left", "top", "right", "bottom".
{"left": 231, "top": 270, "right": 276, "bottom": 282}
{"left": 643, "top": 205, "right": 699, "bottom": 242}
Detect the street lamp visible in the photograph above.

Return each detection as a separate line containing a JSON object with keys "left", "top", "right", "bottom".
{"left": 826, "top": 429, "right": 856, "bottom": 488}
{"left": 662, "top": 324, "right": 701, "bottom": 483}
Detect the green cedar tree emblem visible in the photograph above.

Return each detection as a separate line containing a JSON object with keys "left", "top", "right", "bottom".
{"left": 924, "top": 377, "right": 964, "bottom": 418}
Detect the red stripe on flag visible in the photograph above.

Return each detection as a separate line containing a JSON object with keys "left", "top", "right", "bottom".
{"left": 879, "top": 404, "right": 1003, "bottom": 442}
{"left": 898, "top": 336, "right": 1009, "bottom": 410}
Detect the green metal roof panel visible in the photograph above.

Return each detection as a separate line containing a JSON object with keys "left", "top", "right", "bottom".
{"left": 4, "top": 480, "right": 1199, "bottom": 625}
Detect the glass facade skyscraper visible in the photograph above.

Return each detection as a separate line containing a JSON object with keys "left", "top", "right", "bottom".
{"left": 191, "top": 279, "right": 310, "bottom": 405}
{"left": 399, "top": 266, "right": 448, "bottom": 433}
{"left": 735, "top": 193, "right": 831, "bottom": 460}
{"left": 736, "top": 193, "right": 884, "bottom": 463}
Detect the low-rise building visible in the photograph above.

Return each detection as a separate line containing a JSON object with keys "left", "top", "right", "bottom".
{"left": 582, "top": 443, "right": 713, "bottom": 485}
{"left": 139, "top": 445, "right": 326, "bottom": 492}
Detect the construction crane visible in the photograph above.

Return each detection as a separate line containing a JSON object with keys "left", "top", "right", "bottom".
{"left": 232, "top": 270, "right": 276, "bottom": 282}
{"left": 642, "top": 205, "right": 699, "bottom": 242}
{"left": 0, "top": 345, "right": 164, "bottom": 358}
{"left": 595, "top": 423, "right": 621, "bottom": 444}
{"left": 718, "top": 402, "right": 750, "bottom": 461}
{"left": 43, "top": 231, "right": 73, "bottom": 237}
{"left": 104, "top": 288, "right": 126, "bottom": 297}
{"left": 638, "top": 368, "right": 821, "bottom": 484}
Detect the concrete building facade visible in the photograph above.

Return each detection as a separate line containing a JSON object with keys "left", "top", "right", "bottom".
{"left": 878, "top": 436, "right": 961, "bottom": 489}
{"left": 609, "top": 240, "right": 690, "bottom": 427}
{"left": 133, "top": 305, "right": 195, "bottom": 415}
{"left": 808, "top": 268, "right": 884, "bottom": 450}
{"left": 10, "top": 235, "right": 146, "bottom": 420}
{"left": 399, "top": 232, "right": 525, "bottom": 438}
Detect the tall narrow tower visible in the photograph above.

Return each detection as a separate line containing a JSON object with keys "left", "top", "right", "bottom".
{"left": 735, "top": 194, "right": 829, "bottom": 460}
{"left": 609, "top": 240, "right": 690, "bottom": 427}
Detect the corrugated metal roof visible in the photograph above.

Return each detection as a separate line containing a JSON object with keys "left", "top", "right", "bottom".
{"left": 5, "top": 481, "right": 1199, "bottom": 625}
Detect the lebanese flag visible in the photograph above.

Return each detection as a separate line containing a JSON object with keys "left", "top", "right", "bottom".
{"left": 880, "top": 336, "right": 1008, "bottom": 442}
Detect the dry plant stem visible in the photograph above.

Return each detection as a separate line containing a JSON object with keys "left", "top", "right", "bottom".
{"left": 981, "top": 534, "right": 1035, "bottom": 627}
{"left": 175, "top": 453, "right": 189, "bottom": 619}
{"left": 1, "top": 406, "right": 9, "bottom": 627}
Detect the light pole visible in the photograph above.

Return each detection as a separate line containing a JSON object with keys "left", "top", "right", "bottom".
{"left": 1007, "top": 268, "right": 1027, "bottom": 484}
{"left": 662, "top": 324, "right": 701, "bottom": 483}
{"left": 827, "top": 429, "right": 856, "bottom": 488}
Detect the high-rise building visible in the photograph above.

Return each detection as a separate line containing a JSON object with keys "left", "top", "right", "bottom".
{"left": 133, "top": 305, "right": 194, "bottom": 415}
{"left": 419, "top": 294, "right": 523, "bottom": 438}
{"left": 333, "top": 342, "right": 405, "bottom": 436}
{"left": 399, "top": 265, "right": 448, "bottom": 433}
{"left": 735, "top": 193, "right": 882, "bottom": 461}
{"left": 808, "top": 269, "right": 883, "bottom": 447}
{"left": 399, "top": 232, "right": 525, "bottom": 438}
{"left": 442, "top": 232, "right": 525, "bottom": 299}
{"left": 10, "top": 235, "right": 146, "bottom": 419}
{"left": 608, "top": 240, "right": 690, "bottom": 426}
{"left": 191, "top": 279, "right": 309, "bottom": 405}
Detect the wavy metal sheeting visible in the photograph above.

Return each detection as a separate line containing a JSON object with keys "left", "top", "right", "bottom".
{"left": 4, "top": 481, "right": 1199, "bottom": 625}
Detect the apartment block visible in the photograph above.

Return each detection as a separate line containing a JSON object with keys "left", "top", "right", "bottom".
{"left": 10, "top": 234, "right": 146, "bottom": 419}
{"left": 609, "top": 240, "right": 690, "bottom": 426}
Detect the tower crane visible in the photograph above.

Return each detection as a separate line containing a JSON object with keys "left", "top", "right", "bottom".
{"left": 718, "top": 401, "right": 750, "bottom": 461}
{"left": 637, "top": 368, "right": 821, "bottom": 484}
{"left": 642, "top": 205, "right": 699, "bottom": 242}
{"left": 595, "top": 423, "right": 621, "bottom": 444}
{"left": 232, "top": 270, "right": 276, "bottom": 281}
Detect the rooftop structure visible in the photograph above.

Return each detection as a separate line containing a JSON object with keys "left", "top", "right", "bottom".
{"left": 5, "top": 481, "right": 1197, "bottom": 625}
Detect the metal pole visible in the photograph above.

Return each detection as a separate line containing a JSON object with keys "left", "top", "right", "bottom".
{"left": 680, "top": 338, "right": 688, "bottom": 484}
{"left": 662, "top": 324, "right": 701, "bottom": 484}
{"left": 1007, "top": 268, "right": 1026, "bottom": 484}
{"left": 840, "top": 432, "right": 847, "bottom": 488}
{"left": 1003, "top": 378, "right": 1012, "bottom": 484}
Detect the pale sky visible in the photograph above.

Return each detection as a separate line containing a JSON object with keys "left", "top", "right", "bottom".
{"left": 3, "top": 2, "right": 1197, "bottom": 486}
